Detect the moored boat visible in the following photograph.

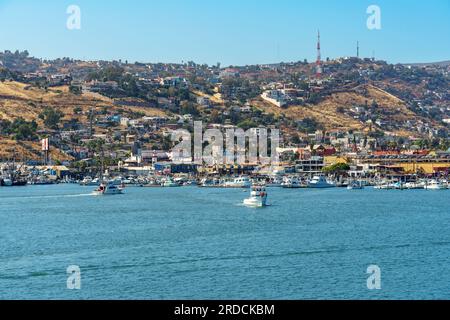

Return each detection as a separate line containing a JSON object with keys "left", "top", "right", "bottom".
{"left": 404, "top": 181, "right": 425, "bottom": 190}
{"left": 161, "top": 177, "right": 180, "bottom": 187}
{"left": 265, "top": 176, "right": 283, "bottom": 187}
{"left": 281, "top": 176, "right": 302, "bottom": 189}
{"left": 223, "top": 176, "right": 252, "bottom": 188}
{"left": 347, "top": 180, "right": 364, "bottom": 190}
{"left": 0, "top": 177, "right": 13, "bottom": 186}
{"left": 424, "top": 180, "right": 447, "bottom": 190}
{"left": 80, "top": 176, "right": 100, "bottom": 186}
{"left": 307, "top": 175, "right": 335, "bottom": 189}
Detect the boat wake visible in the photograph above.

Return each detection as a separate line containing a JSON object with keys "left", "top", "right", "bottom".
{"left": 3, "top": 193, "right": 95, "bottom": 200}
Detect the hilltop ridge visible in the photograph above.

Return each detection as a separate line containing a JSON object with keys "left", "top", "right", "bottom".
{"left": 0, "top": 50, "right": 449, "bottom": 161}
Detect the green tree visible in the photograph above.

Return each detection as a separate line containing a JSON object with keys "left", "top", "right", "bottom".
{"left": 69, "top": 85, "right": 82, "bottom": 95}
{"left": 237, "top": 119, "right": 257, "bottom": 131}
{"left": 323, "top": 163, "right": 350, "bottom": 174}
{"left": 10, "top": 118, "right": 38, "bottom": 140}
{"left": 39, "top": 108, "right": 64, "bottom": 129}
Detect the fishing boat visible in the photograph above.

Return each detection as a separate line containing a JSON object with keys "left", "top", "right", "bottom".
{"left": 243, "top": 185, "right": 268, "bottom": 208}
{"left": 93, "top": 182, "right": 124, "bottom": 195}
{"left": 307, "top": 175, "right": 335, "bottom": 188}
{"left": 223, "top": 176, "right": 252, "bottom": 188}
{"left": 281, "top": 176, "right": 302, "bottom": 189}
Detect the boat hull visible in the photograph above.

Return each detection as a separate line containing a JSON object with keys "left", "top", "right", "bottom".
{"left": 308, "top": 184, "right": 335, "bottom": 189}
{"left": 243, "top": 197, "right": 267, "bottom": 208}
{"left": 347, "top": 186, "right": 364, "bottom": 190}
{"left": 93, "top": 190, "right": 124, "bottom": 196}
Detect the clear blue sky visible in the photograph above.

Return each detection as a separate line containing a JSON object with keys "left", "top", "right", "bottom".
{"left": 0, "top": 0, "right": 448, "bottom": 66}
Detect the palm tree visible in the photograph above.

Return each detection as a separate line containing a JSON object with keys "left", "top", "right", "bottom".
{"left": 85, "top": 139, "right": 105, "bottom": 175}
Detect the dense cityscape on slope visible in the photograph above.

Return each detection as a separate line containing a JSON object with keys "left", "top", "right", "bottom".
{"left": 0, "top": 38, "right": 449, "bottom": 185}
{"left": 1, "top": 0, "right": 450, "bottom": 302}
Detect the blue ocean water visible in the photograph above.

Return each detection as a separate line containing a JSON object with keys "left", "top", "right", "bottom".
{"left": 0, "top": 184, "right": 449, "bottom": 300}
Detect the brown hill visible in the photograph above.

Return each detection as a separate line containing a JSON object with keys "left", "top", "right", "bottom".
{"left": 252, "top": 84, "right": 423, "bottom": 135}
{"left": 0, "top": 81, "right": 166, "bottom": 123}
{"left": 0, "top": 139, "right": 72, "bottom": 162}
{"left": 0, "top": 81, "right": 168, "bottom": 161}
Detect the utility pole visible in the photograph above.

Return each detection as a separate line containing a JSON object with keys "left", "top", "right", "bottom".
{"left": 89, "top": 107, "right": 94, "bottom": 138}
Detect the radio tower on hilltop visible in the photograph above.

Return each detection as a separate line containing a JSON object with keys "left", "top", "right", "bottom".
{"left": 357, "top": 41, "right": 360, "bottom": 59}
{"left": 316, "top": 30, "right": 322, "bottom": 80}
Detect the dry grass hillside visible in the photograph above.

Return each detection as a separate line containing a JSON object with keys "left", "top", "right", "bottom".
{"left": 0, "top": 81, "right": 169, "bottom": 160}
{"left": 0, "top": 81, "right": 167, "bottom": 124}
{"left": 0, "top": 139, "right": 72, "bottom": 162}
{"left": 252, "top": 84, "right": 421, "bottom": 134}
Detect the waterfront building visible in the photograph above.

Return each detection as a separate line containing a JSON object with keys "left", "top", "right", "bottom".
{"left": 295, "top": 156, "right": 325, "bottom": 174}
{"left": 358, "top": 154, "right": 450, "bottom": 175}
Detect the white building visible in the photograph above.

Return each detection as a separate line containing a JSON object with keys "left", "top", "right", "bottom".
{"left": 261, "top": 90, "right": 288, "bottom": 107}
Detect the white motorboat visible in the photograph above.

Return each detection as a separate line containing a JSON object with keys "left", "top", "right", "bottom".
{"left": 93, "top": 182, "right": 124, "bottom": 195}
{"left": 424, "top": 180, "right": 447, "bottom": 190}
{"left": 308, "top": 175, "right": 335, "bottom": 188}
{"left": 223, "top": 176, "right": 252, "bottom": 188}
{"left": 243, "top": 185, "right": 268, "bottom": 208}
{"left": 281, "top": 177, "right": 302, "bottom": 189}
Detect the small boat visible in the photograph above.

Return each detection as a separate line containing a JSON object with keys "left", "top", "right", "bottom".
{"left": 243, "top": 185, "right": 268, "bottom": 208}
{"left": 347, "top": 180, "right": 364, "bottom": 190}
{"left": 424, "top": 180, "right": 447, "bottom": 190}
{"left": 308, "top": 175, "right": 335, "bottom": 188}
{"left": 93, "top": 182, "right": 124, "bottom": 195}
{"left": 281, "top": 177, "right": 302, "bottom": 189}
